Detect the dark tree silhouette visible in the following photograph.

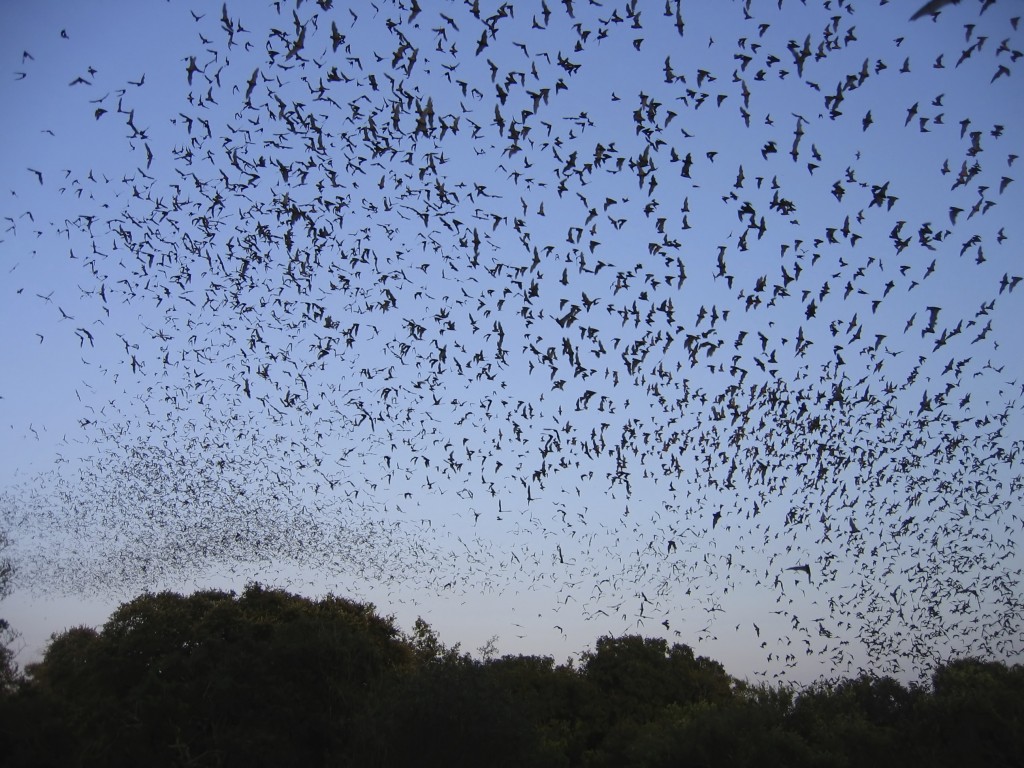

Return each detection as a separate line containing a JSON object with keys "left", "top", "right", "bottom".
{"left": 3, "top": 585, "right": 1023, "bottom": 767}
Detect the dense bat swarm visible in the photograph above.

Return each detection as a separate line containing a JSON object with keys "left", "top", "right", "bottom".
{"left": 2, "top": 0, "right": 1022, "bottom": 679}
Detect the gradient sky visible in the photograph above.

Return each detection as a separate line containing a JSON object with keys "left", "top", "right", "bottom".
{"left": 2, "top": 0, "right": 1023, "bottom": 684}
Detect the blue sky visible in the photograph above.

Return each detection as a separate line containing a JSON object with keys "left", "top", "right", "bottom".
{"left": 2, "top": 0, "right": 1023, "bottom": 683}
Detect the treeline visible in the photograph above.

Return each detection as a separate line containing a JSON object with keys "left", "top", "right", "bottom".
{"left": 1, "top": 584, "right": 1021, "bottom": 767}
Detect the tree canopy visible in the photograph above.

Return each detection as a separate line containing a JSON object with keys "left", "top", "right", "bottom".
{"left": 1, "top": 585, "right": 1021, "bottom": 767}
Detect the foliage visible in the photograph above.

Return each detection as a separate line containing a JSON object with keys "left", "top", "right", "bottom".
{"left": 9, "top": 584, "right": 412, "bottom": 767}
{"left": 920, "top": 658, "right": 1024, "bottom": 768}
{"left": 2, "top": 586, "right": 1022, "bottom": 767}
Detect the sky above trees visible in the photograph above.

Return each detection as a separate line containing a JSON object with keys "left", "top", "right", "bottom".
{"left": 1, "top": 0, "right": 1023, "bottom": 682}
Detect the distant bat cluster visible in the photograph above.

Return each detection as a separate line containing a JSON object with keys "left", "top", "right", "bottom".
{"left": 2, "top": 0, "right": 1023, "bottom": 678}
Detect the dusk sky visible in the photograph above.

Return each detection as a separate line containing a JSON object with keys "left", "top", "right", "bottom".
{"left": 2, "top": 0, "right": 1023, "bottom": 684}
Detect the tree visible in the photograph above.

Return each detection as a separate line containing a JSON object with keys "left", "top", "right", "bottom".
{"left": 355, "top": 621, "right": 551, "bottom": 767}
{"left": 0, "top": 619, "right": 17, "bottom": 693}
{"left": 576, "top": 635, "right": 736, "bottom": 765}
{"left": 788, "top": 673, "right": 924, "bottom": 766}
{"left": 920, "top": 658, "right": 1024, "bottom": 768}
{"left": 581, "top": 635, "right": 734, "bottom": 713}
{"left": 8, "top": 583, "right": 1024, "bottom": 767}
{"left": 21, "top": 583, "right": 415, "bottom": 767}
